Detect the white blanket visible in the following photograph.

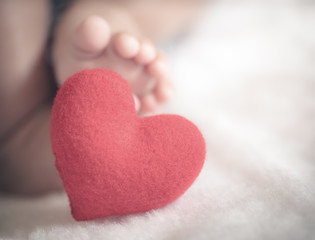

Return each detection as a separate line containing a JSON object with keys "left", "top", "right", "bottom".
{"left": 1, "top": 1, "right": 315, "bottom": 239}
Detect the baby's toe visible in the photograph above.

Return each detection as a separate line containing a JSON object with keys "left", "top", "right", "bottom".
{"left": 135, "top": 40, "right": 156, "bottom": 65}
{"left": 154, "top": 77, "right": 174, "bottom": 102}
{"left": 147, "top": 53, "right": 168, "bottom": 80}
{"left": 147, "top": 53, "right": 174, "bottom": 103}
{"left": 73, "top": 15, "right": 110, "bottom": 58}
{"left": 140, "top": 94, "right": 159, "bottom": 114}
{"left": 113, "top": 33, "right": 140, "bottom": 59}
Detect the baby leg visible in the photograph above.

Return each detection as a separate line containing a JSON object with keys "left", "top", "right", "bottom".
{"left": 0, "top": 0, "right": 63, "bottom": 195}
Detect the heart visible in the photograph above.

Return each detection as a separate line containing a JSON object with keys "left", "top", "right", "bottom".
{"left": 51, "top": 69, "right": 206, "bottom": 221}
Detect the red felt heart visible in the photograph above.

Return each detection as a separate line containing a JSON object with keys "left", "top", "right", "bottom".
{"left": 51, "top": 69, "right": 206, "bottom": 221}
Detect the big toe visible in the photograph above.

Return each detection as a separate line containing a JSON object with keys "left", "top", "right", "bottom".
{"left": 73, "top": 15, "right": 111, "bottom": 58}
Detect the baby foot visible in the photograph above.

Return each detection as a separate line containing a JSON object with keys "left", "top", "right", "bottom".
{"left": 53, "top": 16, "right": 173, "bottom": 114}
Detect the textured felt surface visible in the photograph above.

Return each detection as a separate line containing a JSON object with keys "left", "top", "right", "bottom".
{"left": 51, "top": 69, "right": 206, "bottom": 221}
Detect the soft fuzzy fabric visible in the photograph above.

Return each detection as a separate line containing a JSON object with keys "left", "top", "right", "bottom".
{"left": 51, "top": 69, "right": 205, "bottom": 221}
{"left": 1, "top": 0, "right": 315, "bottom": 239}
